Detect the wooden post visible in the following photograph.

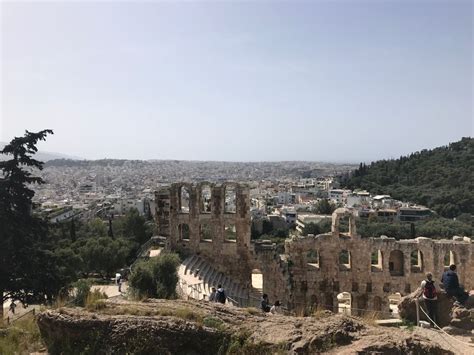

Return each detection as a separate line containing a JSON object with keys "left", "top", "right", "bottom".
{"left": 415, "top": 298, "right": 420, "bottom": 326}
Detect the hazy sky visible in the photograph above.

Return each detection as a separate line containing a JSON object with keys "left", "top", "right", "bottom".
{"left": 1, "top": 0, "right": 472, "bottom": 162}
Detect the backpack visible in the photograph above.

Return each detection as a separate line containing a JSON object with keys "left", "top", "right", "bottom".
{"left": 423, "top": 280, "right": 436, "bottom": 299}
{"left": 216, "top": 289, "right": 226, "bottom": 303}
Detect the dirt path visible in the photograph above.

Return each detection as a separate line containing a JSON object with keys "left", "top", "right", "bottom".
{"left": 414, "top": 327, "right": 474, "bottom": 354}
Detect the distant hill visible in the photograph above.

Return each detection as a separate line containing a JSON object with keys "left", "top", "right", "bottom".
{"left": 0, "top": 142, "right": 83, "bottom": 162}
{"left": 343, "top": 137, "right": 474, "bottom": 218}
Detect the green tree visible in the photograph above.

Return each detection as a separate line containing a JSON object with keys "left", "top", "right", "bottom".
{"left": 314, "top": 199, "right": 336, "bottom": 215}
{"left": 123, "top": 208, "right": 150, "bottom": 244}
{"left": 0, "top": 130, "right": 63, "bottom": 318}
{"left": 78, "top": 237, "right": 133, "bottom": 277}
{"left": 129, "top": 253, "right": 180, "bottom": 299}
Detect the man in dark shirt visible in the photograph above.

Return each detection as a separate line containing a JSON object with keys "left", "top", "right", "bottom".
{"left": 441, "top": 265, "right": 468, "bottom": 304}
{"left": 261, "top": 294, "right": 271, "bottom": 313}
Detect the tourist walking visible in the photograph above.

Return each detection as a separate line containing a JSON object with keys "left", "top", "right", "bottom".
{"left": 420, "top": 272, "right": 437, "bottom": 325}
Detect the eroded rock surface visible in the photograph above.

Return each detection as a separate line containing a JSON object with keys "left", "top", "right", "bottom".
{"left": 37, "top": 298, "right": 454, "bottom": 354}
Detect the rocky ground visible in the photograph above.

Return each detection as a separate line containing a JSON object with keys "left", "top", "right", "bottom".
{"left": 37, "top": 298, "right": 460, "bottom": 354}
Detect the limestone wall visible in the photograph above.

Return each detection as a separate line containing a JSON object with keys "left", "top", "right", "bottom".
{"left": 155, "top": 183, "right": 252, "bottom": 287}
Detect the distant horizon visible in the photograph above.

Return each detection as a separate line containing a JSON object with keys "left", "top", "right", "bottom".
{"left": 2, "top": 1, "right": 472, "bottom": 162}
{"left": 1, "top": 136, "right": 471, "bottom": 165}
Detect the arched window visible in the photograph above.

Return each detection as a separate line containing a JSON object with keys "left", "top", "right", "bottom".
{"left": 371, "top": 250, "right": 383, "bottom": 272}
{"left": 200, "top": 185, "right": 212, "bottom": 213}
{"left": 410, "top": 250, "right": 423, "bottom": 273}
{"left": 389, "top": 250, "right": 404, "bottom": 276}
{"left": 224, "top": 186, "right": 236, "bottom": 213}
{"left": 178, "top": 223, "right": 190, "bottom": 241}
{"left": 251, "top": 269, "right": 262, "bottom": 290}
{"left": 339, "top": 250, "right": 351, "bottom": 270}
{"left": 307, "top": 250, "right": 320, "bottom": 268}
{"left": 388, "top": 293, "right": 401, "bottom": 318}
{"left": 224, "top": 223, "right": 236, "bottom": 242}
{"left": 373, "top": 296, "right": 382, "bottom": 312}
{"left": 444, "top": 251, "right": 457, "bottom": 268}
{"left": 179, "top": 186, "right": 190, "bottom": 213}
{"left": 199, "top": 223, "right": 213, "bottom": 242}
{"left": 337, "top": 292, "right": 351, "bottom": 315}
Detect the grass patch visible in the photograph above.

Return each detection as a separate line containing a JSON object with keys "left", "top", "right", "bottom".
{"left": 0, "top": 316, "right": 45, "bottom": 354}
{"left": 203, "top": 316, "right": 225, "bottom": 330}
{"left": 85, "top": 289, "right": 108, "bottom": 311}
{"left": 400, "top": 319, "right": 416, "bottom": 331}
{"left": 173, "top": 307, "right": 204, "bottom": 323}
{"left": 244, "top": 307, "right": 261, "bottom": 316}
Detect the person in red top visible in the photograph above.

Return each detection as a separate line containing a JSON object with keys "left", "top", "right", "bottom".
{"left": 420, "top": 272, "right": 437, "bottom": 325}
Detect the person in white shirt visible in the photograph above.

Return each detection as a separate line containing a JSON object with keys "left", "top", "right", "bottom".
{"left": 420, "top": 272, "right": 437, "bottom": 325}
{"left": 270, "top": 300, "right": 281, "bottom": 314}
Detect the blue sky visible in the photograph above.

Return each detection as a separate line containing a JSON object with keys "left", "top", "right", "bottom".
{"left": 1, "top": 0, "right": 472, "bottom": 162}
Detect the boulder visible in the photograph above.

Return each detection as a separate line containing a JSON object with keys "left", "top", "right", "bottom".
{"left": 399, "top": 288, "right": 474, "bottom": 332}
{"left": 398, "top": 288, "right": 454, "bottom": 327}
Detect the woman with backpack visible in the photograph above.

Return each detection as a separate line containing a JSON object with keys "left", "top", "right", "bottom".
{"left": 420, "top": 272, "right": 437, "bottom": 325}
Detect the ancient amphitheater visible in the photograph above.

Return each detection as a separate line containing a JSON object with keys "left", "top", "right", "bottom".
{"left": 155, "top": 183, "right": 474, "bottom": 315}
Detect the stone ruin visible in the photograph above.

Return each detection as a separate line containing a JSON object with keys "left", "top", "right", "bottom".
{"left": 156, "top": 183, "right": 474, "bottom": 315}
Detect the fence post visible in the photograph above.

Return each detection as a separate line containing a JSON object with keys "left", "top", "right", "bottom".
{"left": 415, "top": 298, "right": 420, "bottom": 326}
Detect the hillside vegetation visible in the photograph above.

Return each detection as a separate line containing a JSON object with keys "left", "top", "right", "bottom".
{"left": 344, "top": 137, "right": 473, "bottom": 218}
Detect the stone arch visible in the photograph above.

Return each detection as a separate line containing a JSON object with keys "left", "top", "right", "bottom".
{"left": 223, "top": 183, "right": 237, "bottom": 214}
{"left": 388, "top": 293, "right": 402, "bottom": 318}
{"left": 224, "top": 223, "right": 236, "bottom": 242}
{"left": 178, "top": 223, "right": 190, "bottom": 241}
{"left": 309, "top": 294, "right": 318, "bottom": 308}
{"left": 251, "top": 269, "right": 263, "bottom": 290}
{"left": 177, "top": 184, "right": 192, "bottom": 214}
{"left": 355, "top": 294, "right": 368, "bottom": 316}
{"left": 306, "top": 250, "right": 320, "bottom": 268}
{"left": 410, "top": 249, "right": 423, "bottom": 273}
{"left": 444, "top": 250, "right": 457, "bottom": 268}
{"left": 331, "top": 208, "right": 357, "bottom": 237}
{"left": 337, "top": 292, "right": 352, "bottom": 315}
{"left": 389, "top": 250, "right": 404, "bottom": 276}
{"left": 323, "top": 293, "right": 335, "bottom": 311}
{"left": 371, "top": 250, "right": 383, "bottom": 272}
{"left": 339, "top": 250, "right": 351, "bottom": 270}
{"left": 198, "top": 182, "right": 213, "bottom": 213}
{"left": 373, "top": 296, "right": 382, "bottom": 312}
{"left": 199, "top": 223, "right": 213, "bottom": 242}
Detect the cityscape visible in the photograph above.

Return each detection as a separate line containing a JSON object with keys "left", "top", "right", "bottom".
{"left": 1, "top": 1, "right": 473, "bottom": 354}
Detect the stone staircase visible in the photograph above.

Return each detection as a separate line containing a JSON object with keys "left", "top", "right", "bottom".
{"left": 178, "top": 255, "right": 251, "bottom": 307}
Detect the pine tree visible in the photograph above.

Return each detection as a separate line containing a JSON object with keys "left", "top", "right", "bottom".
{"left": 0, "top": 130, "right": 53, "bottom": 320}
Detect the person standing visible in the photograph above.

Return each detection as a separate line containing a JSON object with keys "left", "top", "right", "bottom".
{"left": 420, "top": 273, "right": 437, "bottom": 325}
{"left": 209, "top": 287, "right": 217, "bottom": 302}
{"left": 216, "top": 285, "right": 226, "bottom": 304}
{"left": 118, "top": 276, "right": 123, "bottom": 293}
{"left": 9, "top": 301, "right": 16, "bottom": 315}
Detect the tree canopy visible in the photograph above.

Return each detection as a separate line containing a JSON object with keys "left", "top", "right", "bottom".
{"left": 0, "top": 130, "right": 71, "bottom": 314}
{"left": 343, "top": 137, "right": 474, "bottom": 218}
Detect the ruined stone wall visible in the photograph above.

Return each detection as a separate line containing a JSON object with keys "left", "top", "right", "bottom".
{"left": 155, "top": 182, "right": 252, "bottom": 287}
{"left": 156, "top": 187, "right": 473, "bottom": 314}
{"left": 273, "top": 208, "right": 474, "bottom": 315}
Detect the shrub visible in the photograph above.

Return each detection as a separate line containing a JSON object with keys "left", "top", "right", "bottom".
{"left": 73, "top": 279, "right": 92, "bottom": 306}
{"left": 85, "top": 289, "right": 108, "bottom": 311}
{"left": 129, "top": 252, "right": 180, "bottom": 299}
{"left": 203, "top": 316, "right": 225, "bottom": 330}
